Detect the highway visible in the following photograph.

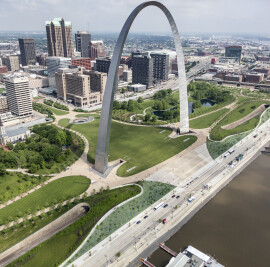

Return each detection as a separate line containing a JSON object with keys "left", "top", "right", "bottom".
{"left": 68, "top": 119, "right": 269, "bottom": 267}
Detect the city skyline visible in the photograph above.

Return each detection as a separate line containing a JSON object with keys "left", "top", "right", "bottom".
{"left": 0, "top": 0, "right": 269, "bottom": 34}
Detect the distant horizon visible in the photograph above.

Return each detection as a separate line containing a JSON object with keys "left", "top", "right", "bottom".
{"left": 0, "top": 30, "right": 269, "bottom": 37}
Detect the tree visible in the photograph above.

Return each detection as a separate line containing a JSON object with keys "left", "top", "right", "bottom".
{"left": 0, "top": 164, "right": 6, "bottom": 176}
{"left": 144, "top": 114, "right": 151, "bottom": 122}
{"left": 29, "top": 163, "right": 38, "bottom": 173}
{"left": 137, "top": 97, "right": 143, "bottom": 103}
{"left": 121, "top": 101, "right": 128, "bottom": 110}
{"left": 167, "top": 88, "right": 172, "bottom": 94}
{"left": 151, "top": 115, "right": 157, "bottom": 123}
{"left": 6, "top": 143, "right": 13, "bottom": 150}
{"left": 113, "top": 101, "right": 121, "bottom": 110}
{"left": 193, "top": 100, "right": 202, "bottom": 109}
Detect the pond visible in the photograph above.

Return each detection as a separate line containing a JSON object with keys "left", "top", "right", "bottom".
{"left": 189, "top": 99, "right": 215, "bottom": 114}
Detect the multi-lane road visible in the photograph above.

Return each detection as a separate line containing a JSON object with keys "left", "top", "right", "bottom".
{"left": 68, "top": 115, "right": 269, "bottom": 267}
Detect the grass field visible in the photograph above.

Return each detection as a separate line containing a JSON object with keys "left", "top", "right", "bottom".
{"left": 0, "top": 88, "right": 5, "bottom": 94}
{"left": 189, "top": 108, "right": 228, "bottom": 129}
{"left": 210, "top": 114, "right": 261, "bottom": 141}
{"left": 219, "top": 101, "right": 267, "bottom": 126}
{"left": 8, "top": 185, "right": 141, "bottom": 267}
{"left": 0, "top": 176, "right": 90, "bottom": 224}
{"left": 58, "top": 117, "right": 197, "bottom": 176}
{"left": 38, "top": 103, "right": 68, "bottom": 116}
{"left": 0, "top": 206, "right": 72, "bottom": 253}
{"left": 0, "top": 172, "right": 50, "bottom": 205}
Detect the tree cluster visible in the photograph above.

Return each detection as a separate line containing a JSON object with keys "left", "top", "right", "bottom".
{"left": 188, "top": 81, "right": 233, "bottom": 104}
{"left": 0, "top": 125, "right": 76, "bottom": 173}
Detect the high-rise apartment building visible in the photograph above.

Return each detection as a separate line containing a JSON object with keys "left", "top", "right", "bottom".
{"left": 18, "top": 38, "right": 36, "bottom": 66}
{"left": 46, "top": 18, "right": 74, "bottom": 58}
{"left": 46, "top": 56, "right": 72, "bottom": 86}
{"left": 150, "top": 52, "right": 169, "bottom": 81}
{"left": 89, "top": 41, "right": 106, "bottom": 59}
{"left": 4, "top": 76, "right": 33, "bottom": 117}
{"left": 55, "top": 67, "right": 106, "bottom": 107}
{"left": 2, "top": 55, "right": 20, "bottom": 71}
{"left": 225, "top": 46, "right": 242, "bottom": 61}
{"left": 132, "top": 53, "right": 153, "bottom": 88}
{"left": 75, "top": 31, "right": 91, "bottom": 58}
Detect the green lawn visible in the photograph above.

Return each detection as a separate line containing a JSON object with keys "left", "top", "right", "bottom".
{"left": 8, "top": 185, "right": 141, "bottom": 267}
{"left": 38, "top": 103, "right": 68, "bottom": 116}
{"left": 0, "top": 206, "right": 72, "bottom": 253}
{"left": 210, "top": 114, "right": 261, "bottom": 141}
{"left": 189, "top": 108, "right": 228, "bottom": 129}
{"left": 220, "top": 101, "right": 268, "bottom": 126}
{"left": 0, "top": 88, "right": 5, "bottom": 94}
{"left": 58, "top": 117, "right": 197, "bottom": 176}
{"left": 0, "top": 176, "right": 90, "bottom": 224}
{"left": 0, "top": 172, "right": 50, "bottom": 205}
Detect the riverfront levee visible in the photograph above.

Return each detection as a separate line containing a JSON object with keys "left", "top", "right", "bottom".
{"left": 149, "top": 153, "right": 270, "bottom": 267}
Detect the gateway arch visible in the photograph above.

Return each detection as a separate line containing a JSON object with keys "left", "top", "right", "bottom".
{"left": 95, "top": 1, "right": 189, "bottom": 174}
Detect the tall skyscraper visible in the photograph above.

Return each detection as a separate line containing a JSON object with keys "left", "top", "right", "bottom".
{"left": 18, "top": 38, "right": 36, "bottom": 66}
{"left": 75, "top": 31, "right": 91, "bottom": 57}
{"left": 4, "top": 76, "right": 33, "bottom": 117}
{"left": 2, "top": 55, "right": 20, "bottom": 71}
{"left": 45, "top": 18, "right": 74, "bottom": 58}
{"left": 89, "top": 41, "right": 106, "bottom": 59}
{"left": 150, "top": 52, "right": 169, "bottom": 81}
{"left": 132, "top": 52, "right": 153, "bottom": 88}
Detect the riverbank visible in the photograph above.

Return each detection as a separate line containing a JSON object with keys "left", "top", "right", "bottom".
{"left": 128, "top": 138, "right": 270, "bottom": 267}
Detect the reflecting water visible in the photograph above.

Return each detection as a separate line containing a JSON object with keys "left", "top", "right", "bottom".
{"left": 149, "top": 154, "right": 270, "bottom": 267}
{"left": 201, "top": 98, "right": 215, "bottom": 107}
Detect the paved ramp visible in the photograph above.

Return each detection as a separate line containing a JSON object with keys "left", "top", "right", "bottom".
{"left": 0, "top": 203, "right": 90, "bottom": 267}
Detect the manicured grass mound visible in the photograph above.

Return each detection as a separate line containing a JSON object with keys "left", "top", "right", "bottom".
{"left": 189, "top": 108, "right": 228, "bottom": 129}
{"left": 69, "top": 181, "right": 175, "bottom": 263}
{"left": 8, "top": 185, "right": 141, "bottom": 267}
{"left": 58, "top": 117, "right": 197, "bottom": 177}
{"left": 0, "top": 176, "right": 90, "bottom": 224}
{"left": 219, "top": 101, "right": 267, "bottom": 126}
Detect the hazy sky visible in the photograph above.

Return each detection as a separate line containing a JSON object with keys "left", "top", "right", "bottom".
{"left": 0, "top": 0, "right": 269, "bottom": 35}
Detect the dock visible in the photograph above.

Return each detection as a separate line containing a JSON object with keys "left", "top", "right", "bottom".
{"left": 158, "top": 243, "right": 178, "bottom": 257}
{"left": 140, "top": 258, "right": 156, "bottom": 267}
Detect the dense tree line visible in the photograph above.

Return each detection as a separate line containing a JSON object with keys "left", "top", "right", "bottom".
{"left": 32, "top": 103, "right": 54, "bottom": 117}
{"left": 43, "top": 99, "right": 53, "bottom": 106}
{"left": 53, "top": 102, "right": 69, "bottom": 111}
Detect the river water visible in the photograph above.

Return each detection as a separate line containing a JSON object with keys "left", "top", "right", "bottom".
{"left": 149, "top": 153, "right": 270, "bottom": 267}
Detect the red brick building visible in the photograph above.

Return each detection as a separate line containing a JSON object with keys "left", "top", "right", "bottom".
{"left": 245, "top": 73, "right": 264, "bottom": 83}
{"left": 0, "top": 65, "right": 8, "bottom": 74}
{"left": 72, "top": 58, "right": 91, "bottom": 71}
